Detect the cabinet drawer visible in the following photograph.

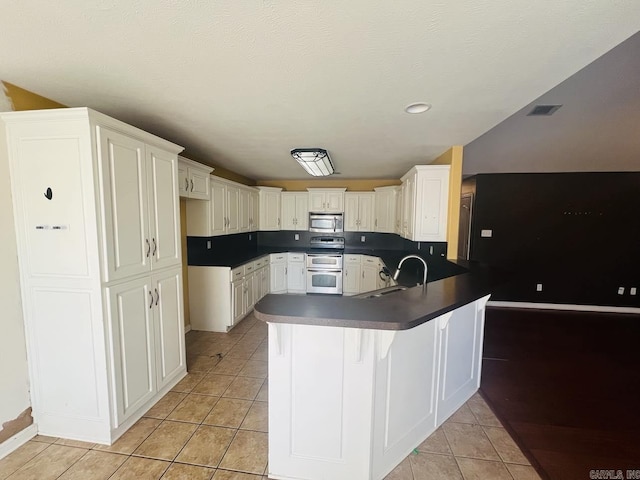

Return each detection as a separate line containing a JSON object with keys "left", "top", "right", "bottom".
{"left": 344, "top": 255, "right": 361, "bottom": 264}
{"left": 255, "top": 257, "right": 268, "bottom": 269}
{"left": 288, "top": 253, "right": 305, "bottom": 262}
{"left": 244, "top": 262, "right": 255, "bottom": 274}
{"left": 270, "top": 253, "right": 287, "bottom": 263}
{"left": 231, "top": 266, "right": 245, "bottom": 281}
{"left": 362, "top": 256, "right": 377, "bottom": 265}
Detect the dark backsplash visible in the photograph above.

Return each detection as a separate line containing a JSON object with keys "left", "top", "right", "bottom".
{"left": 188, "top": 230, "right": 447, "bottom": 262}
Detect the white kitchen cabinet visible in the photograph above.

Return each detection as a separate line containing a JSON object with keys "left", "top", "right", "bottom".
{"left": 270, "top": 253, "right": 288, "bottom": 293}
{"left": 98, "top": 128, "right": 182, "bottom": 282}
{"left": 250, "top": 190, "right": 259, "bottom": 231}
{"left": 257, "top": 187, "right": 282, "bottom": 231}
{"left": 361, "top": 255, "right": 379, "bottom": 293}
{"left": 108, "top": 268, "right": 185, "bottom": 425}
{"left": 178, "top": 156, "right": 213, "bottom": 200}
{"left": 287, "top": 252, "right": 306, "bottom": 294}
{"left": 189, "top": 256, "right": 269, "bottom": 333}
{"left": 344, "top": 192, "right": 375, "bottom": 231}
{"left": 307, "top": 188, "right": 346, "bottom": 213}
{"left": 281, "top": 192, "right": 309, "bottom": 230}
{"left": 238, "top": 187, "right": 259, "bottom": 232}
{"left": 400, "top": 165, "right": 450, "bottom": 242}
{"left": 187, "top": 176, "right": 251, "bottom": 237}
{"left": 2, "top": 108, "right": 186, "bottom": 444}
{"left": 343, "top": 255, "right": 362, "bottom": 295}
{"left": 374, "top": 186, "right": 398, "bottom": 234}
{"left": 395, "top": 184, "right": 404, "bottom": 235}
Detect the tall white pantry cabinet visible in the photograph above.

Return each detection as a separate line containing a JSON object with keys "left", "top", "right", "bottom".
{"left": 1, "top": 108, "right": 187, "bottom": 445}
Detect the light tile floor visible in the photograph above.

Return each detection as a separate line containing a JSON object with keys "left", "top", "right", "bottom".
{"left": 0, "top": 313, "right": 541, "bottom": 480}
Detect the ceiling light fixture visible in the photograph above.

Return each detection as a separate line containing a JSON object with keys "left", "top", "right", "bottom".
{"left": 291, "top": 148, "right": 334, "bottom": 176}
{"left": 405, "top": 102, "right": 432, "bottom": 114}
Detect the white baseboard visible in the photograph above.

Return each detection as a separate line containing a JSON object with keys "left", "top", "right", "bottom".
{"left": 488, "top": 301, "right": 640, "bottom": 315}
{"left": 185, "top": 324, "right": 192, "bottom": 333}
{"left": 0, "top": 424, "right": 37, "bottom": 460}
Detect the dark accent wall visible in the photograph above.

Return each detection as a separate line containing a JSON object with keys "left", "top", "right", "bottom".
{"left": 187, "top": 232, "right": 258, "bottom": 265}
{"left": 468, "top": 172, "right": 640, "bottom": 307}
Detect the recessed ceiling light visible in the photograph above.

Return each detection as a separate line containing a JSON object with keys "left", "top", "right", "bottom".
{"left": 405, "top": 103, "right": 432, "bottom": 114}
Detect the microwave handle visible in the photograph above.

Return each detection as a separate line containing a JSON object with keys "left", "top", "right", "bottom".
{"left": 333, "top": 218, "right": 336, "bottom": 231}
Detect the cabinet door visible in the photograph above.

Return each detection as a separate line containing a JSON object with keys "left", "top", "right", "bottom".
{"left": 436, "top": 298, "right": 486, "bottom": 424}
{"left": 260, "top": 191, "right": 281, "bottom": 231}
{"left": 261, "top": 267, "right": 269, "bottom": 300}
{"left": 107, "top": 277, "right": 156, "bottom": 426}
{"left": 281, "top": 194, "right": 297, "bottom": 230}
{"left": 402, "top": 176, "right": 415, "bottom": 239}
{"left": 178, "top": 163, "right": 189, "bottom": 198}
{"left": 287, "top": 262, "right": 306, "bottom": 293}
{"left": 250, "top": 191, "right": 260, "bottom": 231}
{"left": 270, "top": 258, "right": 288, "bottom": 293}
{"left": 147, "top": 147, "right": 181, "bottom": 270}
{"left": 414, "top": 169, "right": 449, "bottom": 242}
{"left": 308, "top": 191, "right": 326, "bottom": 212}
{"left": 188, "top": 169, "right": 210, "bottom": 200}
{"left": 239, "top": 188, "right": 250, "bottom": 233}
{"left": 344, "top": 194, "right": 360, "bottom": 232}
{"left": 97, "top": 126, "right": 150, "bottom": 282}
{"left": 343, "top": 262, "right": 361, "bottom": 294}
{"left": 295, "top": 194, "right": 309, "bottom": 230}
{"left": 325, "top": 191, "right": 344, "bottom": 213}
{"left": 210, "top": 180, "right": 227, "bottom": 236}
{"left": 153, "top": 269, "right": 185, "bottom": 391}
{"left": 358, "top": 194, "right": 375, "bottom": 231}
{"left": 232, "top": 279, "right": 245, "bottom": 325}
{"left": 375, "top": 190, "right": 395, "bottom": 233}
{"left": 226, "top": 185, "right": 240, "bottom": 234}
{"left": 361, "top": 260, "right": 378, "bottom": 293}
{"left": 246, "top": 272, "right": 256, "bottom": 310}
{"left": 395, "top": 186, "right": 403, "bottom": 235}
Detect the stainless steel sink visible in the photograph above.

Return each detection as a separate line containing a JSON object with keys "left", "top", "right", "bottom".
{"left": 353, "top": 285, "right": 408, "bottom": 299}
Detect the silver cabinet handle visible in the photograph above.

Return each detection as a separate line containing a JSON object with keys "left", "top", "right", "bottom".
{"left": 190, "top": 179, "right": 194, "bottom": 192}
{"left": 362, "top": 271, "right": 364, "bottom": 278}
{"left": 155, "top": 288, "right": 159, "bottom": 306}
{"left": 152, "top": 238, "right": 157, "bottom": 256}
{"left": 185, "top": 178, "right": 189, "bottom": 191}
{"left": 149, "top": 291, "right": 153, "bottom": 309}
{"left": 277, "top": 218, "right": 280, "bottom": 226}
{"left": 145, "top": 239, "right": 150, "bottom": 257}
{"left": 375, "top": 219, "right": 377, "bottom": 227}
{"left": 285, "top": 267, "right": 287, "bottom": 275}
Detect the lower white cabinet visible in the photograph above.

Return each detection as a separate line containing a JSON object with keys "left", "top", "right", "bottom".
{"left": 343, "top": 255, "right": 392, "bottom": 296}
{"left": 343, "top": 255, "right": 362, "bottom": 295}
{"left": 361, "top": 256, "right": 379, "bottom": 293}
{"left": 287, "top": 253, "right": 306, "bottom": 294}
{"left": 108, "top": 268, "right": 185, "bottom": 426}
{"left": 189, "top": 257, "right": 269, "bottom": 333}
{"left": 270, "top": 254, "right": 288, "bottom": 293}
{"left": 267, "top": 295, "right": 490, "bottom": 480}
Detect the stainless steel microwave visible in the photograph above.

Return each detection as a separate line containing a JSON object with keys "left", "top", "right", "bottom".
{"left": 309, "top": 213, "right": 343, "bottom": 233}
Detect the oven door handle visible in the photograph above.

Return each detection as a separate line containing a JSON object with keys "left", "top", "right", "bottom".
{"left": 307, "top": 269, "right": 343, "bottom": 273}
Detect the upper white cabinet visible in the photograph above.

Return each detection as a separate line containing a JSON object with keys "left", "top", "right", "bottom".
{"left": 400, "top": 165, "right": 449, "bottom": 242}
{"left": 281, "top": 192, "right": 309, "bottom": 230}
{"left": 308, "top": 188, "right": 346, "bottom": 213}
{"left": 2, "top": 108, "right": 186, "bottom": 444}
{"left": 257, "top": 186, "right": 282, "bottom": 231}
{"left": 344, "top": 192, "right": 375, "bottom": 232}
{"left": 374, "top": 186, "right": 398, "bottom": 234}
{"left": 178, "top": 156, "right": 213, "bottom": 200}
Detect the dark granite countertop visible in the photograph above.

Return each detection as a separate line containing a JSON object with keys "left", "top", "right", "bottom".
{"left": 254, "top": 271, "right": 499, "bottom": 330}
{"left": 187, "top": 246, "right": 467, "bottom": 284}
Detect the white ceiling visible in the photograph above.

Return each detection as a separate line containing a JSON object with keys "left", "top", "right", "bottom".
{"left": 1, "top": 1, "right": 639, "bottom": 180}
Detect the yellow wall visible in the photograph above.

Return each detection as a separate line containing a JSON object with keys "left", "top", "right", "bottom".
{"left": 430, "top": 146, "right": 463, "bottom": 260}
{"left": 2, "top": 82, "right": 66, "bottom": 110}
{"left": 257, "top": 178, "right": 400, "bottom": 191}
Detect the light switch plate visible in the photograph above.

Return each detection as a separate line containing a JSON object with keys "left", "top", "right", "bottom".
{"left": 207, "top": 240, "right": 211, "bottom": 249}
{"left": 361, "top": 235, "right": 366, "bottom": 242}
{"left": 294, "top": 233, "right": 299, "bottom": 240}
{"left": 618, "top": 287, "right": 625, "bottom": 295}
{"left": 536, "top": 283, "right": 543, "bottom": 292}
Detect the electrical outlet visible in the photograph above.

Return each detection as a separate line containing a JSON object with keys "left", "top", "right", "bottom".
{"left": 248, "top": 234, "right": 252, "bottom": 241}
{"left": 631, "top": 287, "right": 637, "bottom": 296}
{"left": 429, "top": 246, "right": 434, "bottom": 255}
{"left": 481, "top": 229, "right": 493, "bottom": 238}
{"left": 207, "top": 240, "right": 211, "bottom": 250}
{"left": 294, "top": 233, "right": 299, "bottom": 241}
{"left": 618, "top": 287, "right": 625, "bottom": 295}
{"left": 536, "top": 283, "right": 543, "bottom": 292}
{"left": 361, "top": 235, "right": 366, "bottom": 242}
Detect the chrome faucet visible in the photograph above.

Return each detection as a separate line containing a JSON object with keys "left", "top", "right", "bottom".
{"left": 393, "top": 254, "right": 428, "bottom": 286}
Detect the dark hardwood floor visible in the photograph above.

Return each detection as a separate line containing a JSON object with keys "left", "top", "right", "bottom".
{"left": 480, "top": 307, "right": 640, "bottom": 480}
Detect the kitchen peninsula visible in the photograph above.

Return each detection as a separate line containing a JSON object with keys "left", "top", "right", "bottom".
{"left": 254, "top": 273, "right": 493, "bottom": 480}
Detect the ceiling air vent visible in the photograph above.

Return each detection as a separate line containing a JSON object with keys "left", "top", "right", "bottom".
{"left": 527, "top": 104, "right": 562, "bottom": 116}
